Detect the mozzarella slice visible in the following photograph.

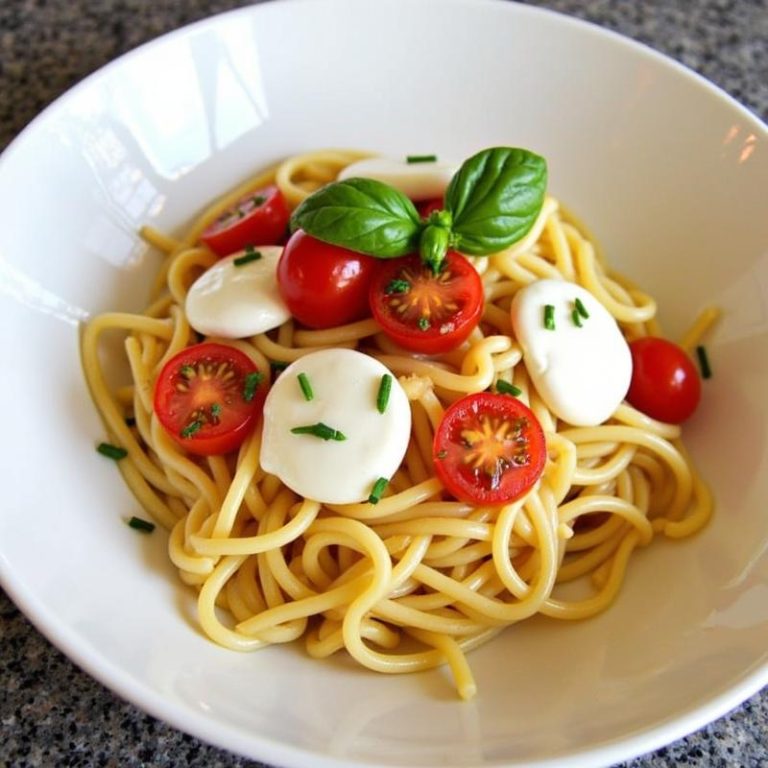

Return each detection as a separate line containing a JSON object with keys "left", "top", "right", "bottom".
{"left": 260, "top": 349, "right": 411, "bottom": 504}
{"left": 337, "top": 157, "right": 458, "bottom": 201}
{"left": 185, "top": 246, "right": 290, "bottom": 338}
{"left": 510, "top": 279, "right": 632, "bottom": 427}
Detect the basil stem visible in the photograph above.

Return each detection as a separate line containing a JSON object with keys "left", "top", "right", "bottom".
{"left": 420, "top": 224, "right": 450, "bottom": 273}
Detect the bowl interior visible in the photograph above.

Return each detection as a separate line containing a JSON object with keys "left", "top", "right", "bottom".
{"left": 1, "top": 1, "right": 768, "bottom": 766}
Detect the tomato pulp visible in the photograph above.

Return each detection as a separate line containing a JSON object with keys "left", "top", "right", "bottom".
{"left": 153, "top": 343, "right": 266, "bottom": 455}
{"left": 433, "top": 392, "right": 547, "bottom": 504}
{"left": 369, "top": 251, "right": 484, "bottom": 355}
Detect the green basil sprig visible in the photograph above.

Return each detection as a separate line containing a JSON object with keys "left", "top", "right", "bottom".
{"left": 290, "top": 147, "right": 547, "bottom": 271}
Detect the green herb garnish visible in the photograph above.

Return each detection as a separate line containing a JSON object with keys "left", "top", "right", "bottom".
{"left": 251, "top": 194, "right": 266, "bottom": 207}
{"left": 298, "top": 372, "right": 314, "bottom": 401}
{"left": 291, "top": 423, "right": 347, "bottom": 441}
{"left": 210, "top": 403, "right": 222, "bottom": 419}
{"left": 496, "top": 380, "right": 522, "bottom": 397}
{"left": 544, "top": 304, "right": 555, "bottom": 331}
{"left": 368, "top": 477, "right": 389, "bottom": 504}
{"left": 290, "top": 147, "right": 547, "bottom": 273}
{"left": 97, "top": 442, "right": 128, "bottom": 460}
{"left": 270, "top": 361, "right": 289, "bottom": 375}
{"left": 696, "top": 345, "right": 712, "bottom": 379}
{"left": 385, "top": 278, "right": 410, "bottom": 295}
{"left": 127, "top": 516, "right": 155, "bottom": 533}
{"left": 181, "top": 420, "right": 202, "bottom": 438}
{"left": 418, "top": 316, "right": 431, "bottom": 331}
{"left": 180, "top": 365, "right": 195, "bottom": 379}
{"left": 243, "top": 371, "right": 264, "bottom": 402}
{"left": 574, "top": 297, "right": 589, "bottom": 319}
{"left": 234, "top": 245, "right": 262, "bottom": 267}
{"left": 377, "top": 374, "right": 393, "bottom": 414}
{"left": 571, "top": 308, "right": 583, "bottom": 328}
{"left": 406, "top": 154, "right": 437, "bottom": 164}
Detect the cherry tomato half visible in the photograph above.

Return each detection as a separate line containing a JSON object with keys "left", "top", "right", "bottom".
{"left": 433, "top": 392, "right": 547, "bottom": 505}
{"left": 369, "top": 251, "right": 484, "bottom": 355}
{"left": 201, "top": 186, "right": 289, "bottom": 256}
{"left": 153, "top": 342, "right": 266, "bottom": 456}
{"left": 277, "top": 229, "right": 377, "bottom": 329}
{"left": 626, "top": 337, "right": 701, "bottom": 424}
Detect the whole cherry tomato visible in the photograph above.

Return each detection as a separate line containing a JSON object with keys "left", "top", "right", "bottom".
{"left": 626, "top": 337, "right": 701, "bottom": 423}
{"left": 416, "top": 197, "right": 444, "bottom": 218}
{"left": 277, "top": 230, "right": 377, "bottom": 329}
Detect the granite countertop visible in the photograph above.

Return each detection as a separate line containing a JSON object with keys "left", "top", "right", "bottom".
{"left": 1, "top": 0, "right": 767, "bottom": 766}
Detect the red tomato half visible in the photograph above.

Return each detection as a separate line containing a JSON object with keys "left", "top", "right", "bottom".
{"left": 626, "top": 337, "right": 701, "bottom": 423}
{"left": 154, "top": 343, "right": 265, "bottom": 456}
{"left": 277, "top": 229, "right": 377, "bottom": 329}
{"left": 201, "top": 186, "right": 289, "bottom": 256}
{"left": 369, "top": 251, "right": 484, "bottom": 354}
{"left": 433, "top": 392, "right": 547, "bottom": 505}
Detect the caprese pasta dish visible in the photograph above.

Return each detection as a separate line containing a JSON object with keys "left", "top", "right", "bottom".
{"left": 83, "top": 147, "right": 713, "bottom": 699}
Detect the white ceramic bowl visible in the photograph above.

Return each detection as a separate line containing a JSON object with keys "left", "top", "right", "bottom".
{"left": 1, "top": 1, "right": 767, "bottom": 766}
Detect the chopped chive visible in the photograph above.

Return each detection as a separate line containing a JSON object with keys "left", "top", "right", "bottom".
{"left": 251, "top": 194, "right": 266, "bottom": 207}
{"left": 234, "top": 245, "right": 262, "bottom": 267}
{"left": 125, "top": 416, "right": 137, "bottom": 427}
{"left": 297, "top": 372, "right": 314, "bottom": 401}
{"left": 127, "top": 516, "right": 155, "bottom": 534}
{"left": 368, "top": 477, "right": 389, "bottom": 504}
{"left": 377, "top": 374, "right": 393, "bottom": 414}
{"left": 243, "top": 371, "right": 264, "bottom": 402}
{"left": 574, "top": 297, "right": 590, "bottom": 319}
{"left": 496, "top": 380, "right": 522, "bottom": 397}
{"left": 180, "top": 365, "right": 195, "bottom": 379}
{"left": 696, "top": 345, "right": 712, "bottom": 379}
{"left": 97, "top": 442, "right": 128, "bottom": 460}
{"left": 270, "top": 360, "right": 289, "bottom": 375}
{"left": 418, "top": 316, "right": 431, "bottom": 331}
{"left": 385, "top": 278, "right": 410, "bottom": 295}
{"left": 543, "top": 304, "right": 556, "bottom": 331}
{"left": 181, "top": 420, "right": 203, "bottom": 438}
{"left": 571, "top": 308, "right": 583, "bottom": 328}
{"left": 210, "top": 403, "right": 222, "bottom": 419}
{"left": 406, "top": 154, "right": 437, "bottom": 164}
{"left": 291, "top": 422, "right": 346, "bottom": 441}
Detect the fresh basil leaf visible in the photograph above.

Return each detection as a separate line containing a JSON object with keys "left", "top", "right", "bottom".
{"left": 290, "top": 178, "right": 422, "bottom": 258}
{"left": 445, "top": 147, "right": 547, "bottom": 255}
{"left": 419, "top": 224, "right": 450, "bottom": 274}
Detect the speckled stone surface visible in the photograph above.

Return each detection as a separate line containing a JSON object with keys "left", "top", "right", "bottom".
{"left": 1, "top": 1, "right": 767, "bottom": 766}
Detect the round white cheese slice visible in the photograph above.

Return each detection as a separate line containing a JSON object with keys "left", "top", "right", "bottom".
{"left": 259, "top": 349, "right": 411, "bottom": 504}
{"left": 337, "top": 157, "right": 458, "bottom": 201}
{"left": 510, "top": 279, "right": 632, "bottom": 427}
{"left": 185, "top": 245, "right": 290, "bottom": 338}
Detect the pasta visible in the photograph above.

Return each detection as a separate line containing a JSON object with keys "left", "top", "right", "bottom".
{"left": 82, "top": 149, "right": 713, "bottom": 700}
